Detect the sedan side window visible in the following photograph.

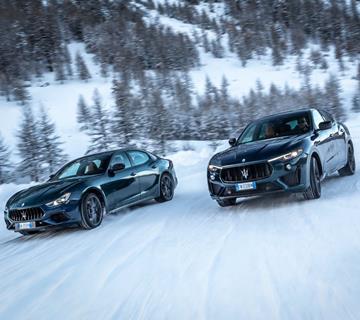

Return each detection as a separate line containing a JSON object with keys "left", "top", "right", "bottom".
{"left": 128, "top": 151, "right": 150, "bottom": 166}
{"left": 110, "top": 152, "right": 131, "bottom": 169}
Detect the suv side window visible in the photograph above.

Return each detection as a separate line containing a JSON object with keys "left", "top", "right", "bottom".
{"left": 128, "top": 151, "right": 150, "bottom": 166}
{"left": 312, "top": 110, "right": 325, "bottom": 129}
{"left": 110, "top": 152, "right": 131, "bottom": 169}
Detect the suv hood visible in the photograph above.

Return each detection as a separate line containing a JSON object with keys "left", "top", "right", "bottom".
{"left": 212, "top": 135, "right": 307, "bottom": 166}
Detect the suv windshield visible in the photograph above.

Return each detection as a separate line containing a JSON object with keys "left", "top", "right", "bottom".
{"left": 238, "top": 112, "right": 311, "bottom": 145}
{"left": 53, "top": 154, "right": 112, "bottom": 180}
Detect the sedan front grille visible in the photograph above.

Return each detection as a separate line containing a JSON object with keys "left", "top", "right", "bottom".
{"left": 221, "top": 163, "right": 272, "bottom": 183}
{"left": 9, "top": 207, "right": 45, "bottom": 221}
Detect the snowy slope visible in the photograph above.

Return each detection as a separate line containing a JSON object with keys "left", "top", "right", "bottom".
{"left": 0, "top": 115, "right": 360, "bottom": 320}
{"left": 0, "top": 18, "right": 359, "bottom": 162}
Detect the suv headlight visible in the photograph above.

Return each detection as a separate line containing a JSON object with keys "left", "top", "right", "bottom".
{"left": 269, "top": 148, "right": 303, "bottom": 163}
{"left": 46, "top": 193, "right": 71, "bottom": 207}
{"left": 208, "top": 164, "right": 221, "bottom": 172}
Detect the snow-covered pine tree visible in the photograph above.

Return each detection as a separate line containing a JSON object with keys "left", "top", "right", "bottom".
{"left": 75, "top": 52, "right": 91, "bottom": 81}
{"left": 0, "top": 133, "right": 12, "bottom": 184}
{"left": 17, "top": 106, "right": 42, "bottom": 182}
{"left": 325, "top": 74, "right": 345, "bottom": 121}
{"left": 112, "top": 77, "right": 132, "bottom": 146}
{"left": 77, "top": 95, "right": 92, "bottom": 131}
{"left": 352, "top": 94, "right": 360, "bottom": 113}
{"left": 87, "top": 89, "right": 111, "bottom": 153}
{"left": 149, "top": 88, "right": 168, "bottom": 155}
{"left": 12, "top": 80, "right": 30, "bottom": 105}
{"left": 38, "top": 106, "right": 67, "bottom": 176}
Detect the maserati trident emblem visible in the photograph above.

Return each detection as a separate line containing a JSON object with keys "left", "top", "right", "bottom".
{"left": 240, "top": 168, "right": 249, "bottom": 180}
{"left": 242, "top": 158, "right": 246, "bottom": 163}
{"left": 21, "top": 211, "right": 27, "bottom": 220}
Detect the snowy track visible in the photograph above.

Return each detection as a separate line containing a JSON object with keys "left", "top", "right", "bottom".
{"left": 1, "top": 124, "right": 360, "bottom": 319}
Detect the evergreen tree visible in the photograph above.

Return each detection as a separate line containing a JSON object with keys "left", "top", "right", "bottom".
{"left": 75, "top": 52, "right": 91, "bottom": 81}
{"left": 87, "top": 89, "right": 111, "bottom": 153}
{"left": 77, "top": 95, "right": 92, "bottom": 131}
{"left": 38, "top": 107, "right": 67, "bottom": 175}
{"left": 325, "top": 74, "right": 344, "bottom": 120}
{"left": 0, "top": 133, "right": 12, "bottom": 184}
{"left": 112, "top": 77, "right": 132, "bottom": 146}
{"left": 17, "top": 106, "right": 42, "bottom": 182}
{"left": 352, "top": 93, "right": 360, "bottom": 113}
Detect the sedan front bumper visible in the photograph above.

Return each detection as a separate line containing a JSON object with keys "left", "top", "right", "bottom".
{"left": 4, "top": 200, "right": 82, "bottom": 232}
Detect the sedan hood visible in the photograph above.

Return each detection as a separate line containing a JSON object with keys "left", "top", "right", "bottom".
{"left": 7, "top": 178, "right": 83, "bottom": 208}
{"left": 212, "top": 135, "right": 307, "bottom": 166}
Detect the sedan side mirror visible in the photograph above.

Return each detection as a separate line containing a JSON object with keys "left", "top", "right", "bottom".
{"left": 228, "top": 138, "right": 237, "bottom": 146}
{"left": 318, "top": 121, "right": 332, "bottom": 131}
{"left": 112, "top": 163, "right": 126, "bottom": 172}
{"left": 108, "top": 163, "right": 126, "bottom": 176}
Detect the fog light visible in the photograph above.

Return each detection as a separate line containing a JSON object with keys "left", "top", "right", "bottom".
{"left": 210, "top": 174, "right": 216, "bottom": 181}
{"left": 285, "top": 164, "right": 292, "bottom": 171}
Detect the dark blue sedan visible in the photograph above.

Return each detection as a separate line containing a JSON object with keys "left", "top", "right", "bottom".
{"left": 4, "top": 149, "right": 177, "bottom": 235}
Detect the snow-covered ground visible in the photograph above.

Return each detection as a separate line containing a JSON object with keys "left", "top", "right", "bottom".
{"left": 0, "top": 116, "right": 360, "bottom": 320}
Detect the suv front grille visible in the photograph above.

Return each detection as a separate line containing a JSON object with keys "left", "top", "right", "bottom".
{"left": 221, "top": 163, "right": 272, "bottom": 183}
{"left": 9, "top": 207, "right": 45, "bottom": 221}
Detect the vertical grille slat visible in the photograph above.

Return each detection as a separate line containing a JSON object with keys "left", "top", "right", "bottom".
{"left": 221, "top": 163, "right": 272, "bottom": 183}
{"left": 9, "top": 207, "right": 45, "bottom": 222}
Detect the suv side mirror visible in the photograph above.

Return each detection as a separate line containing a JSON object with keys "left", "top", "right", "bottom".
{"left": 109, "top": 163, "right": 125, "bottom": 176}
{"left": 228, "top": 138, "right": 237, "bottom": 146}
{"left": 318, "top": 121, "right": 332, "bottom": 131}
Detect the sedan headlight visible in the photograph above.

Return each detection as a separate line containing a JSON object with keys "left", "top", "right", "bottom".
{"left": 46, "top": 193, "right": 71, "bottom": 207}
{"left": 208, "top": 164, "right": 221, "bottom": 172}
{"left": 269, "top": 148, "right": 304, "bottom": 163}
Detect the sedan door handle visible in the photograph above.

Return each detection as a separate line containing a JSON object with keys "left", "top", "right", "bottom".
{"left": 130, "top": 172, "right": 137, "bottom": 176}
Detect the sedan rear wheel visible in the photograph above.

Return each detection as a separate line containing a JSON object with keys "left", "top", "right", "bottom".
{"left": 81, "top": 193, "right": 104, "bottom": 229}
{"left": 304, "top": 157, "right": 321, "bottom": 200}
{"left": 155, "top": 174, "right": 174, "bottom": 203}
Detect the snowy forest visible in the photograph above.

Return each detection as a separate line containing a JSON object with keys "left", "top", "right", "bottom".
{"left": 0, "top": 0, "right": 360, "bottom": 183}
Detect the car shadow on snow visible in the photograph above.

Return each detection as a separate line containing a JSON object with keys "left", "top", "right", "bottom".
{"left": 228, "top": 171, "right": 359, "bottom": 211}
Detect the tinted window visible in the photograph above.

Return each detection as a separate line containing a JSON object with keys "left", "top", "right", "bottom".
{"left": 312, "top": 110, "right": 325, "bottom": 129}
{"left": 55, "top": 154, "right": 111, "bottom": 180}
{"left": 238, "top": 112, "right": 311, "bottom": 144}
{"left": 110, "top": 152, "right": 131, "bottom": 169}
{"left": 128, "top": 151, "right": 150, "bottom": 166}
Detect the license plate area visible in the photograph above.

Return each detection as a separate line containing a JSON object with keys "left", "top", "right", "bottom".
{"left": 15, "top": 221, "right": 37, "bottom": 231}
{"left": 235, "top": 181, "right": 256, "bottom": 191}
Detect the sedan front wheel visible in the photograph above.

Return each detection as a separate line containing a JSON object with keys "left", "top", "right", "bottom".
{"left": 80, "top": 193, "right": 104, "bottom": 229}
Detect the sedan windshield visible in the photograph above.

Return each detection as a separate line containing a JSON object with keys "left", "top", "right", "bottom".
{"left": 53, "top": 154, "right": 112, "bottom": 180}
{"left": 238, "top": 112, "right": 311, "bottom": 145}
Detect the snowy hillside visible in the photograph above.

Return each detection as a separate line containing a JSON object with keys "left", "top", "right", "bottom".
{"left": 0, "top": 115, "right": 360, "bottom": 319}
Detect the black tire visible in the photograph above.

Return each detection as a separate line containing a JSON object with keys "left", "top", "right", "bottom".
{"left": 304, "top": 157, "right": 321, "bottom": 200}
{"left": 80, "top": 193, "right": 104, "bottom": 229}
{"left": 216, "top": 198, "right": 237, "bottom": 207}
{"left": 155, "top": 173, "right": 174, "bottom": 203}
{"left": 338, "top": 143, "right": 356, "bottom": 176}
